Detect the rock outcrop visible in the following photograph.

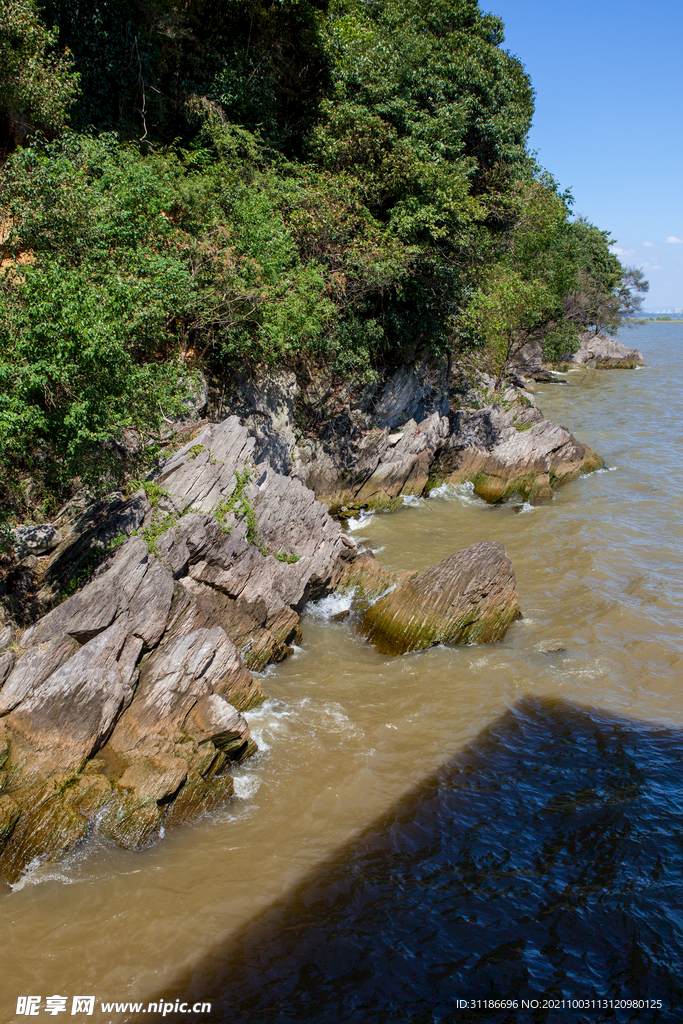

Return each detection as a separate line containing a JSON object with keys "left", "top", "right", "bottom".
{"left": 558, "top": 332, "right": 645, "bottom": 369}
{"left": 0, "top": 348, "right": 605, "bottom": 880}
{"left": 355, "top": 542, "right": 521, "bottom": 655}
{"left": 434, "top": 409, "right": 602, "bottom": 504}
{"left": 14, "top": 524, "right": 61, "bottom": 559}
{"left": 217, "top": 355, "right": 601, "bottom": 512}
{"left": 0, "top": 416, "right": 357, "bottom": 881}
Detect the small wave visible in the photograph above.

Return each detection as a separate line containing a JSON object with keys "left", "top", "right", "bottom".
{"left": 319, "top": 702, "right": 361, "bottom": 736}
{"left": 243, "top": 698, "right": 288, "bottom": 750}
{"left": 401, "top": 494, "right": 423, "bottom": 507}
{"left": 429, "top": 480, "right": 481, "bottom": 506}
{"left": 347, "top": 509, "right": 375, "bottom": 531}
{"left": 10, "top": 858, "right": 77, "bottom": 892}
{"left": 232, "top": 774, "right": 261, "bottom": 800}
{"left": 8, "top": 837, "right": 115, "bottom": 891}
{"left": 306, "top": 593, "right": 353, "bottom": 621}
{"left": 518, "top": 501, "right": 535, "bottom": 513}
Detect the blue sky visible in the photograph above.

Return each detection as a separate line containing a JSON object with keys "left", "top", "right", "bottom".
{"left": 488, "top": 0, "right": 683, "bottom": 307}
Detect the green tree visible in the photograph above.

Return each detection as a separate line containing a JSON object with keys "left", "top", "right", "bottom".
{"left": 0, "top": 0, "right": 78, "bottom": 153}
{"left": 457, "top": 268, "right": 554, "bottom": 387}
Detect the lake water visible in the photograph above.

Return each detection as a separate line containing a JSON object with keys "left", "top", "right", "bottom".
{"left": 2, "top": 324, "right": 683, "bottom": 1023}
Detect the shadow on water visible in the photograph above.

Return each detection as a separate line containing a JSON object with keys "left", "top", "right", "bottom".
{"left": 134, "top": 698, "right": 683, "bottom": 1024}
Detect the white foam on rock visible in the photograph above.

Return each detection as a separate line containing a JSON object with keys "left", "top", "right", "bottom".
{"left": 232, "top": 774, "right": 261, "bottom": 800}
{"left": 346, "top": 509, "right": 375, "bottom": 531}
{"left": 305, "top": 593, "right": 353, "bottom": 621}
{"left": 429, "top": 480, "right": 481, "bottom": 507}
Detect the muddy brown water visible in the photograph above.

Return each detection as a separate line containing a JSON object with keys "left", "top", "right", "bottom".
{"left": 2, "top": 324, "right": 683, "bottom": 1023}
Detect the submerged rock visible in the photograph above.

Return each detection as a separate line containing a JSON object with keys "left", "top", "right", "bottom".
{"left": 360, "top": 541, "right": 521, "bottom": 655}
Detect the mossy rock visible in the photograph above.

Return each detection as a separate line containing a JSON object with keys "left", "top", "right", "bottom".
{"left": 98, "top": 789, "right": 165, "bottom": 850}
{"left": 360, "top": 541, "right": 521, "bottom": 656}
{"left": 0, "top": 772, "right": 112, "bottom": 884}
{"left": 163, "top": 770, "right": 235, "bottom": 830}
{"left": 334, "top": 550, "right": 414, "bottom": 610}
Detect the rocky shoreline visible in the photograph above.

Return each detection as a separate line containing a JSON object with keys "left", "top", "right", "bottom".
{"left": 0, "top": 335, "right": 643, "bottom": 883}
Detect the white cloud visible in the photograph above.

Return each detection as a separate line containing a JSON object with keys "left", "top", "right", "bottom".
{"left": 650, "top": 264, "right": 663, "bottom": 270}
{"left": 609, "top": 246, "right": 636, "bottom": 257}
{"left": 643, "top": 241, "right": 654, "bottom": 247}
{"left": 665, "top": 236, "right": 683, "bottom": 244}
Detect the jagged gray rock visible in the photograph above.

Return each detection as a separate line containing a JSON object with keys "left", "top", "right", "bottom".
{"left": 25, "top": 537, "right": 174, "bottom": 650}
{"left": 14, "top": 524, "right": 61, "bottom": 558}
{"left": 0, "top": 621, "right": 138, "bottom": 780}
{"left": 0, "top": 415, "right": 358, "bottom": 880}
{"left": 559, "top": 332, "right": 645, "bottom": 369}
{"left": 0, "top": 356, "right": 602, "bottom": 879}
{"left": 435, "top": 412, "right": 602, "bottom": 504}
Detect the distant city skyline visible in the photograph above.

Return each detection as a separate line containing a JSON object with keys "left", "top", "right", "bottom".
{"left": 489, "top": 0, "right": 683, "bottom": 307}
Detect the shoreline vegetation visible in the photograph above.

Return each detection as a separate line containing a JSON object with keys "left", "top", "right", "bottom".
{"left": 0, "top": 0, "right": 648, "bottom": 881}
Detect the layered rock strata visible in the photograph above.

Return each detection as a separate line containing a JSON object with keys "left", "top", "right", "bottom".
{"left": 221, "top": 357, "right": 601, "bottom": 511}
{"left": 0, "top": 417, "right": 357, "bottom": 881}
{"left": 0, "top": 350, "right": 606, "bottom": 880}
{"left": 339, "top": 543, "right": 521, "bottom": 655}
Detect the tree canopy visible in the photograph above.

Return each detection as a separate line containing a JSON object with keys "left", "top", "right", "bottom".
{"left": 0, "top": 0, "right": 646, "bottom": 522}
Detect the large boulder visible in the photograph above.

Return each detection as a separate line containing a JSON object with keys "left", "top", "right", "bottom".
{"left": 559, "top": 333, "right": 645, "bottom": 369}
{"left": 359, "top": 541, "right": 521, "bottom": 655}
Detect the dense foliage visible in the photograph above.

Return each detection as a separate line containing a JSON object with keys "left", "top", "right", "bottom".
{"left": 0, "top": 0, "right": 646, "bottom": 523}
